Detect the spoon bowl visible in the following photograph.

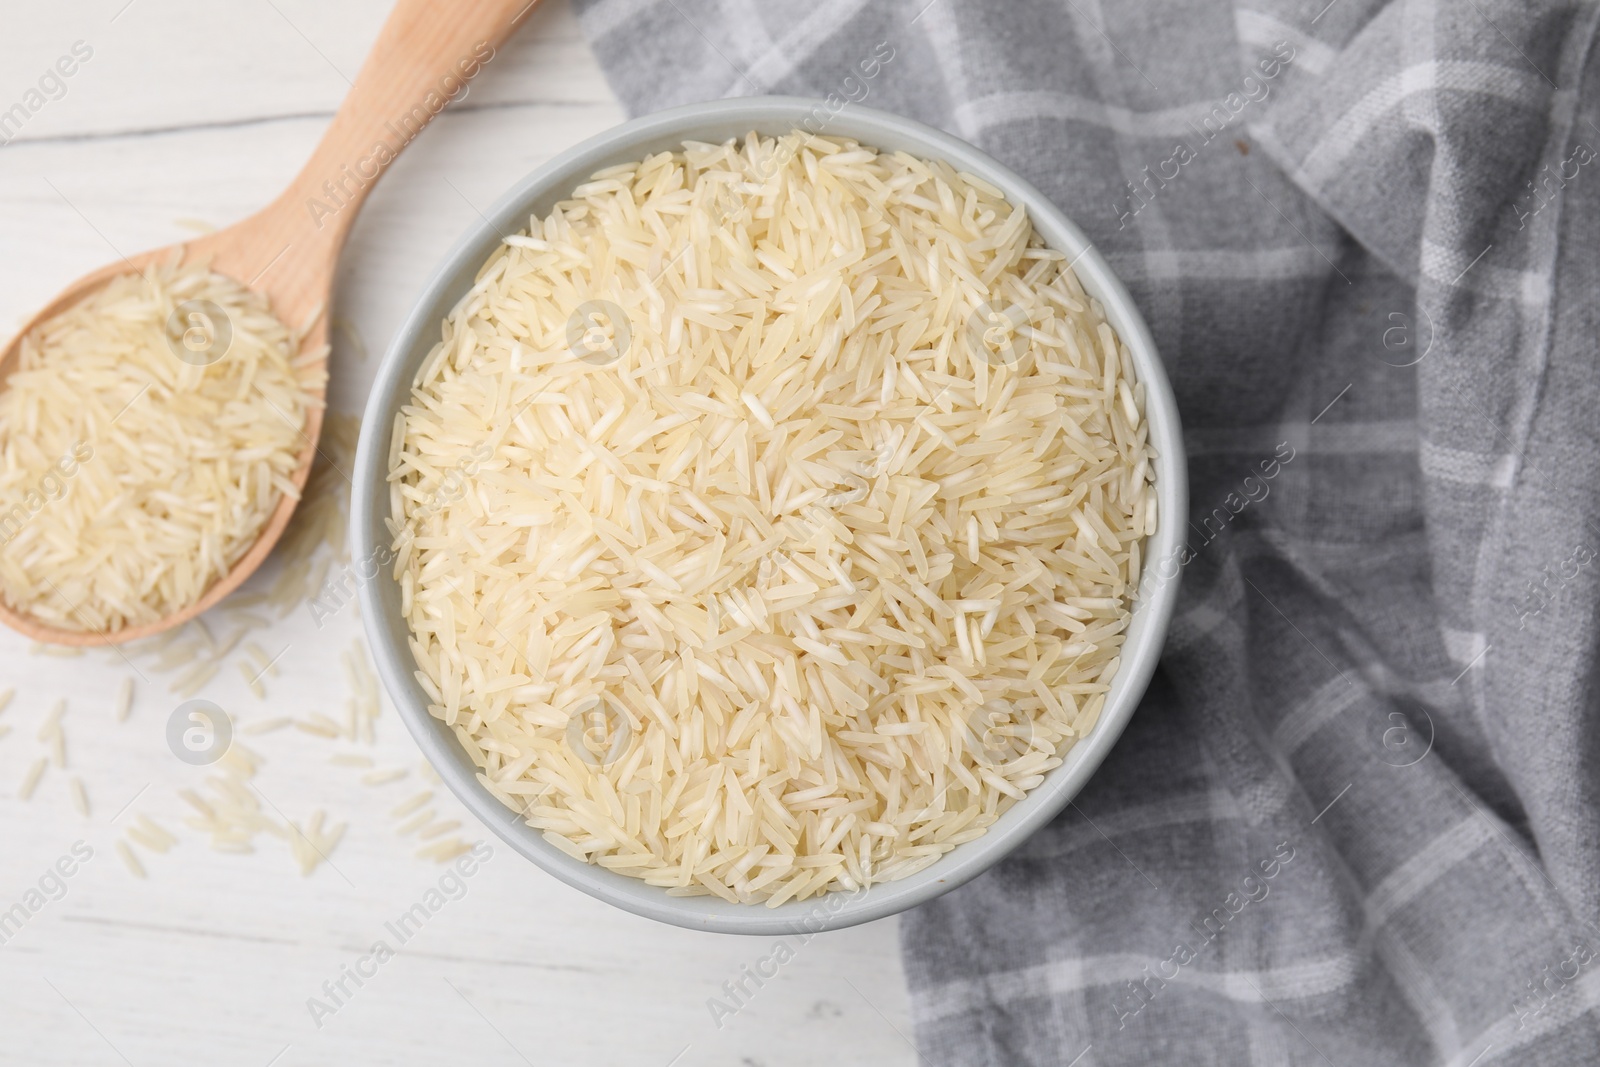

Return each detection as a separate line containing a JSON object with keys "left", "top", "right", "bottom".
{"left": 0, "top": 0, "right": 539, "bottom": 646}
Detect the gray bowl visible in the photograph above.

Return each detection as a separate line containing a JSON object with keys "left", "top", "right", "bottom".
{"left": 352, "top": 97, "right": 1186, "bottom": 935}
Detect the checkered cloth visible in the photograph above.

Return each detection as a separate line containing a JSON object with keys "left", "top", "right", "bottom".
{"left": 573, "top": 0, "right": 1600, "bottom": 1062}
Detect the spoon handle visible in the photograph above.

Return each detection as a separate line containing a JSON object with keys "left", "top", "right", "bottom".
{"left": 254, "top": 0, "right": 538, "bottom": 292}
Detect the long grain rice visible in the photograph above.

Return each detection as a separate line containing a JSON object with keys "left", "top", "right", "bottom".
{"left": 387, "top": 133, "right": 1151, "bottom": 903}
{"left": 242, "top": 715, "right": 291, "bottom": 735}
{"left": 19, "top": 756, "right": 46, "bottom": 799}
{"left": 128, "top": 814, "right": 177, "bottom": 852}
{"left": 417, "top": 838, "right": 472, "bottom": 863}
{"left": 36, "top": 698, "right": 64, "bottom": 740}
{"left": 117, "top": 840, "right": 147, "bottom": 878}
{"left": 0, "top": 260, "right": 324, "bottom": 632}
{"left": 391, "top": 790, "right": 433, "bottom": 818}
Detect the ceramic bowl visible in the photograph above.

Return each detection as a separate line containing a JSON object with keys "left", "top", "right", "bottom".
{"left": 352, "top": 96, "right": 1186, "bottom": 935}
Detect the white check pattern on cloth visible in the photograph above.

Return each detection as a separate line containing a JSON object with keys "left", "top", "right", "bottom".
{"left": 574, "top": 0, "right": 1600, "bottom": 1062}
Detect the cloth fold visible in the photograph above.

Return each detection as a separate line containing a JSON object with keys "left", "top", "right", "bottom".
{"left": 575, "top": 0, "right": 1600, "bottom": 1061}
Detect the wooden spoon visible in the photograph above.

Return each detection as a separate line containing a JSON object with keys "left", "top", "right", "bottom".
{"left": 0, "top": 0, "right": 539, "bottom": 646}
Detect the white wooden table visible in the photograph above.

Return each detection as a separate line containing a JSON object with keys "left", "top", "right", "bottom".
{"left": 0, "top": 3, "right": 914, "bottom": 1063}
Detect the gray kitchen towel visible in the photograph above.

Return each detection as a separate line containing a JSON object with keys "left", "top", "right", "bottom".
{"left": 571, "top": 0, "right": 1600, "bottom": 1062}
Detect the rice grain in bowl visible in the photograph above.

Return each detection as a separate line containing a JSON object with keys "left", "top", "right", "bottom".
{"left": 355, "top": 99, "right": 1185, "bottom": 933}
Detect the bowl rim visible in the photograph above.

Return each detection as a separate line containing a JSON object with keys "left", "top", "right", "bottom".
{"left": 352, "top": 95, "right": 1187, "bottom": 935}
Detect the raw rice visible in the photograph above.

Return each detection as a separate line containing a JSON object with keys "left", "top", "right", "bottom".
{"left": 295, "top": 715, "right": 340, "bottom": 738}
{"left": 390, "top": 132, "right": 1154, "bottom": 904}
{"left": 128, "top": 814, "right": 177, "bottom": 852}
{"left": 288, "top": 810, "right": 346, "bottom": 876}
{"left": 396, "top": 808, "right": 434, "bottom": 836}
{"left": 0, "top": 259, "right": 324, "bottom": 632}
{"left": 417, "top": 838, "right": 472, "bottom": 863}
{"left": 36, "top": 698, "right": 64, "bottom": 740}
{"left": 154, "top": 639, "right": 206, "bottom": 673}
{"left": 242, "top": 715, "right": 291, "bottom": 735}
{"left": 172, "top": 660, "right": 219, "bottom": 698}
{"left": 215, "top": 625, "right": 247, "bottom": 660}
{"left": 18, "top": 756, "right": 46, "bottom": 799}
{"left": 239, "top": 661, "right": 268, "bottom": 699}
{"left": 245, "top": 642, "right": 275, "bottom": 672}
{"left": 181, "top": 742, "right": 282, "bottom": 857}
{"left": 391, "top": 790, "right": 433, "bottom": 818}
{"left": 117, "top": 840, "right": 147, "bottom": 878}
